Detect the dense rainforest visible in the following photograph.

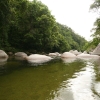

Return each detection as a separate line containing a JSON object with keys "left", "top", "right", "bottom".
{"left": 0, "top": 0, "right": 87, "bottom": 53}
{"left": 85, "top": 0, "right": 100, "bottom": 51}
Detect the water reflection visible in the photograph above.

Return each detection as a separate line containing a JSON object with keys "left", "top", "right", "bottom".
{"left": 77, "top": 57, "right": 100, "bottom": 63}
{"left": 61, "top": 58, "right": 77, "bottom": 63}
{"left": 53, "top": 60, "right": 100, "bottom": 100}
{"left": 14, "top": 56, "right": 25, "bottom": 61}
{"left": 0, "top": 58, "right": 8, "bottom": 75}
{"left": 0, "top": 57, "right": 100, "bottom": 100}
{"left": 92, "top": 58, "right": 100, "bottom": 99}
{"left": 0, "top": 57, "right": 8, "bottom": 67}
{"left": 68, "top": 63, "right": 96, "bottom": 100}
{"left": 93, "top": 82, "right": 100, "bottom": 97}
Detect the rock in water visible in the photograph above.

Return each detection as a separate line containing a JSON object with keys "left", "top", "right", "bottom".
{"left": 0, "top": 50, "right": 8, "bottom": 58}
{"left": 61, "top": 52, "right": 76, "bottom": 58}
{"left": 25, "top": 54, "right": 52, "bottom": 64}
{"left": 92, "top": 43, "right": 100, "bottom": 55}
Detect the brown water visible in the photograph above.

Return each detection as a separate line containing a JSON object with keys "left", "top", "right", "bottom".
{"left": 0, "top": 57, "right": 100, "bottom": 100}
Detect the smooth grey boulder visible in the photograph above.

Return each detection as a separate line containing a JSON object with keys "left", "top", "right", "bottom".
{"left": 0, "top": 50, "right": 8, "bottom": 66}
{"left": 69, "top": 50, "right": 82, "bottom": 55}
{"left": 61, "top": 52, "right": 76, "bottom": 58}
{"left": 77, "top": 53, "right": 100, "bottom": 62}
{"left": 77, "top": 53, "right": 99, "bottom": 58}
{"left": 25, "top": 54, "right": 53, "bottom": 64}
{"left": 14, "top": 52, "right": 27, "bottom": 60}
{"left": 15, "top": 52, "right": 27, "bottom": 57}
{"left": 48, "top": 52, "right": 61, "bottom": 57}
{"left": 92, "top": 43, "right": 100, "bottom": 55}
{"left": 77, "top": 53, "right": 91, "bottom": 58}
{"left": 0, "top": 50, "right": 8, "bottom": 58}
{"left": 83, "top": 51, "right": 87, "bottom": 54}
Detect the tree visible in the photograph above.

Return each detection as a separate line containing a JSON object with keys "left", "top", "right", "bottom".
{"left": 0, "top": 0, "right": 87, "bottom": 53}
{"left": 89, "top": 0, "right": 100, "bottom": 49}
{"left": 8, "top": 0, "right": 59, "bottom": 52}
{"left": 90, "top": 0, "right": 100, "bottom": 10}
{"left": 56, "top": 23, "right": 86, "bottom": 52}
{"left": 0, "top": 0, "right": 10, "bottom": 48}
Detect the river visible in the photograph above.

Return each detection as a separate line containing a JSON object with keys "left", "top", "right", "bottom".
{"left": 0, "top": 57, "right": 100, "bottom": 100}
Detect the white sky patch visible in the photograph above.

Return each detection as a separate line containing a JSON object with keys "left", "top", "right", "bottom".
{"left": 38, "top": 0, "right": 99, "bottom": 40}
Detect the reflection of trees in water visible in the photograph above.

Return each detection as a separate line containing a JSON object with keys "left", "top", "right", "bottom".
{"left": 0, "top": 58, "right": 86, "bottom": 100}
{"left": 0, "top": 58, "right": 8, "bottom": 66}
{"left": 53, "top": 60, "right": 100, "bottom": 100}
{"left": 46, "top": 59, "right": 86, "bottom": 100}
{"left": 93, "top": 58, "right": 100, "bottom": 81}
{"left": 0, "top": 66, "right": 6, "bottom": 75}
{"left": 61, "top": 57, "right": 77, "bottom": 63}
{"left": 0, "top": 58, "right": 8, "bottom": 75}
{"left": 90, "top": 58, "right": 100, "bottom": 99}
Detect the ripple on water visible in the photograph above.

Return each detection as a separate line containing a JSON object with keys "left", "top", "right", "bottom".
{"left": 53, "top": 61, "right": 100, "bottom": 100}
{"left": 0, "top": 58, "right": 100, "bottom": 100}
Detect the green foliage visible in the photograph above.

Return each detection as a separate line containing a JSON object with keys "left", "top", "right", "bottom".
{"left": 0, "top": 0, "right": 87, "bottom": 53}
{"left": 55, "top": 23, "right": 86, "bottom": 52}
{"left": 89, "top": 1, "right": 100, "bottom": 49}
{"left": 90, "top": 0, "right": 100, "bottom": 10}
{"left": 0, "top": 0, "right": 10, "bottom": 48}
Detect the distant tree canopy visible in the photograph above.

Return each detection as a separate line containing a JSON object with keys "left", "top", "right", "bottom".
{"left": 55, "top": 23, "right": 86, "bottom": 52}
{"left": 0, "top": 0, "right": 87, "bottom": 53}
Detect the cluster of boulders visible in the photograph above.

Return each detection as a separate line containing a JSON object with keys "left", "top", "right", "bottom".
{"left": 61, "top": 50, "right": 99, "bottom": 58}
{"left": 48, "top": 49, "right": 100, "bottom": 58}
{"left": 14, "top": 52, "right": 53, "bottom": 64}
{"left": 0, "top": 43, "right": 100, "bottom": 65}
{"left": 0, "top": 51, "right": 53, "bottom": 65}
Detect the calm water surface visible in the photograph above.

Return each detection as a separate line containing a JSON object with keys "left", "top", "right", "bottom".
{"left": 0, "top": 57, "right": 100, "bottom": 100}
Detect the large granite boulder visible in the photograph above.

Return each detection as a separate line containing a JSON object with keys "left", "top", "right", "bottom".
{"left": 77, "top": 53, "right": 91, "bottom": 58}
{"left": 25, "top": 54, "right": 52, "bottom": 63}
{"left": 92, "top": 43, "right": 100, "bottom": 55}
{"left": 77, "top": 53, "right": 100, "bottom": 62}
{"left": 61, "top": 52, "right": 76, "bottom": 58}
{"left": 69, "top": 50, "right": 82, "bottom": 55}
{"left": 0, "top": 50, "right": 8, "bottom": 58}
{"left": 0, "top": 50, "right": 8, "bottom": 67}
